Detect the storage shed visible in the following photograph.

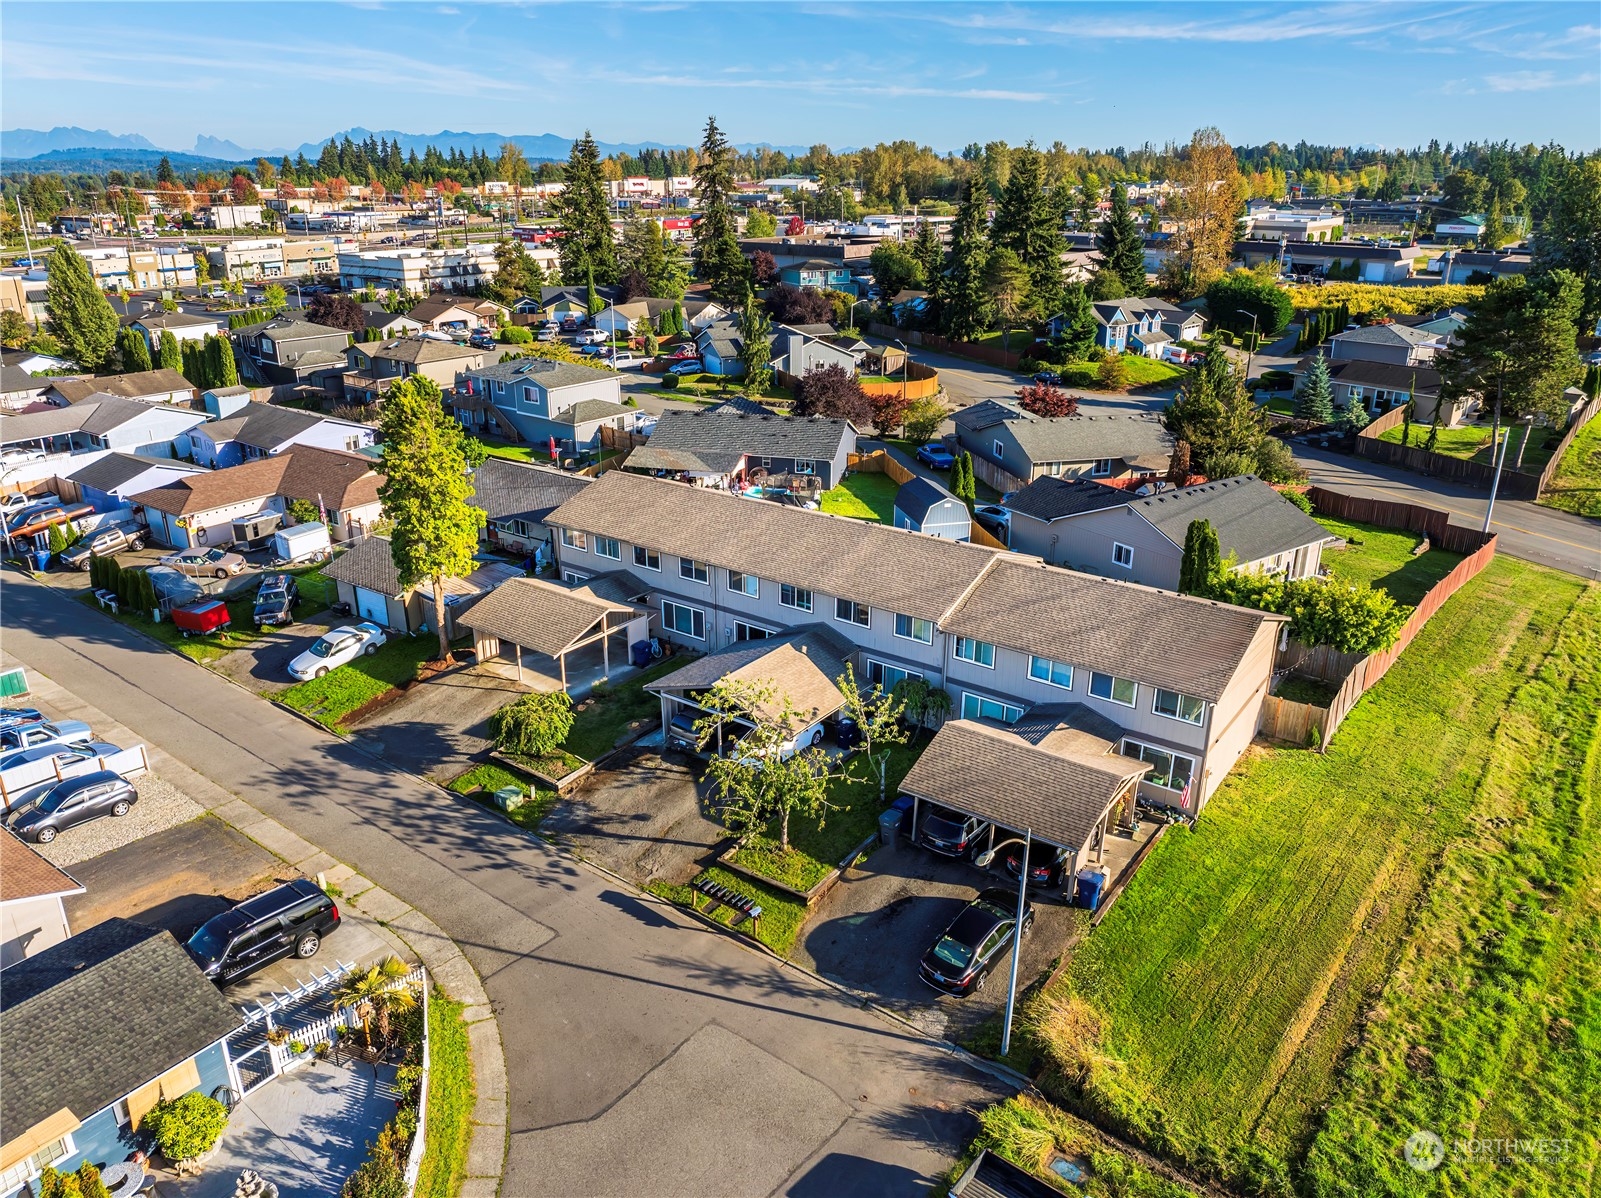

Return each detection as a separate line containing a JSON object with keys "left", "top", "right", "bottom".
{"left": 892, "top": 476, "right": 971, "bottom": 541}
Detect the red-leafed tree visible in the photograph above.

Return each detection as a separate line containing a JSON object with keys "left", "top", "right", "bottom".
{"left": 327, "top": 175, "right": 350, "bottom": 201}
{"left": 750, "top": 250, "right": 778, "bottom": 284}
{"left": 306, "top": 293, "right": 365, "bottom": 334}
{"left": 765, "top": 282, "right": 834, "bottom": 325}
{"left": 229, "top": 174, "right": 259, "bottom": 204}
{"left": 438, "top": 178, "right": 463, "bottom": 196}
{"left": 1015, "top": 383, "right": 1079, "bottom": 417}
{"left": 870, "top": 389, "right": 910, "bottom": 437}
{"left": 792, "top": 364, "right": 873, "bottom": 426}
{"left": 785, "top": 215, "right": 805, "bottom": 236}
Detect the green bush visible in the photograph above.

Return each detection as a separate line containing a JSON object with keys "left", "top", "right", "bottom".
{"left": 661, "top": 372, "right": 680, "bottom": 390}
{"left": 491, "top": 690, "right": 575, "bottom": 759}
{"left": 1061, "top": 363, "right": 1099, "bottom": 388}
{"left": 498, "top": 325, "right": 532, "bottom": 344}
{"left": 1206, "top": 570, "right": 1410, "bottom": 654}
{"left": 143, "top": 1091, "right": 229, "bottom": 1162}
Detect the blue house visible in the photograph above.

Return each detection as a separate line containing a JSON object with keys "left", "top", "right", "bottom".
{"left": 1084, "top": 298, "right": 1203, "bottom": 357}
{"left": 188, "top": 404, "right": 375, "bottom": 469}
{"left": 67, "top": 452, "right": 207, "bottom": 512}
{"left": 0, "top": 395, "right": 206, "bottom": 460}
{"left": 776, "top": 259, "right": 857, "bottom": 293}
{"left": 449, "top": 358, "right": 641, "bottom": 455}
{"left": 893, "top": 476, "right": 971, "bottom": 541}
{"left": 0, "top": 919, "right": 242, "bottom": 1197}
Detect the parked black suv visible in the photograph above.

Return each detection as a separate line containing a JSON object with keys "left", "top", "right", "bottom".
{"left": 184, "top": 879, "right": 341, "bottom": 984}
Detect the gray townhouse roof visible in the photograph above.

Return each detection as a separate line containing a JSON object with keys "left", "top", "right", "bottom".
{"left": 647, "top": 624, "right": 856, "bottom": 727}
{"left": 1091, "top": 297, "right": 1185, "bottom": 327}
{"left": 1, "top": 394, "right": 200, "bottom": 444}
{"left": 51, "top": 368, "right": 194, "bottom": 404}
{"left": 942, "top": 556, "right": 1280, "bottom": 702}
{"left": 1293, "top": 355, "right": 1441, "bottom": 396}
{"left": 0, "top": 918, "right": 242, "bottom": 1134}
{"left": 463, "top": 357, "right": 618, "bottom": 391}
{"left": 706, "top": 396, "right": 778, "bottom": 417}
{"left": 546, "top": 470, "right": 1002, "bottom": 625}
{"left": 1006, "top": 414, "right": 1174, "bottom": 470}
{"left": 1333, "top": 323, "right": 1439, "bottom": 349}
{"left": 233, "top": 316, "right": 348, "bottom": 342}
{"left": 900, "top": 718, "right": 1151, "bottom": 853}
{"left": 1005, "top": 476, "right": 1132, "bottom": 522}
{"left": 626, "top": 409, "right": 854, "bottom": 475}
{"left": 322, "top": 534, "right": 403, "bottom": 596}
{"left": 68, "top": 451, "right": 196, "bottom": 492}
{"left": 470, "top": 457, "right": 591, "bottom": 525}
{"left": 894, "top": 476, "right": 962, "bottom": 523}
{"left": 1125, "top": 476, "right": 1337, "bottom": 565}
{"left": 1, "top": 364, "right": 48, "bottom": 396}
{"left": 197, "top": 402, "right": 337, "bottom": 451}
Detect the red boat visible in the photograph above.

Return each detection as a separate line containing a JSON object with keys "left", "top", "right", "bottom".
{"left": 170, "top": 599, "right": 232, "bottom": 638}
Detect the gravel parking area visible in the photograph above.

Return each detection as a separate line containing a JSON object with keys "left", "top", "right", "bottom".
{"left": 34, "top": 773, "right": 205, "bottom": 867}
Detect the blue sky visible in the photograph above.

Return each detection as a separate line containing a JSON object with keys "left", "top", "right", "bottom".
{"left": 4, "top": 2, "right": 1598, "bottom": 154}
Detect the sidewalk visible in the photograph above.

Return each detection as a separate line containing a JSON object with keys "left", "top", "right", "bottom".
{"left": 5, "top": 656, "right": 509, "bottom": 1198}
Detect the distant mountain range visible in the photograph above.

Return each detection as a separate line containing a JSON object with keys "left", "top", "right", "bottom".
{"left": 1, "top": 125, "right": 816, "bottom": 168}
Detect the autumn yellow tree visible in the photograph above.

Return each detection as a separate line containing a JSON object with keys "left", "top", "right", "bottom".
{"left": 1158, "top": 127, "right": 1245, "bottom": 299}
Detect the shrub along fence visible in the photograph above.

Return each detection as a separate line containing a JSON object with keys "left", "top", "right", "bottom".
{"left": 1258, "top": 489, "right": 1498, "bottom": 750}
{"left": 867, "top": 322, "right": 1022, "bottom": 370}
{"left": 1534, "top": 390, "right": 1600, "bottom": 497}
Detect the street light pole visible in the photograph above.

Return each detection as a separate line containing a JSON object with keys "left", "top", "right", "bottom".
{"left": 973, "top": 828, "right": 1034, "bottom": 1058}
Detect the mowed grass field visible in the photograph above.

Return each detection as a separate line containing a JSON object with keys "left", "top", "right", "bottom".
{"left": 1046, "top": 557, "right": 1599, "bottom": 1196}
{"left": 1538, "top": 413, "right": 1601, "bottom": 519}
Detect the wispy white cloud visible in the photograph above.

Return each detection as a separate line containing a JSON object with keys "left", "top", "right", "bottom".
{"left": 1445, "top": 69, "right": 1599, "bottom": 95}
{"left": 1474, "top": 22, "right": 1601, "bottom": 60}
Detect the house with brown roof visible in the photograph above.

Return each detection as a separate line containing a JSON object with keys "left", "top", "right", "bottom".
{"left": 1, "top": 829, "right": 83, "bottom": 970}
{"left": 543, "top": 471, "right": 1285, "bottom": 814}
{"left": 343, "top": 336, "right": 490, "bottom": 404}
{"left": 47, "top": 368, "right": 196, "bottom": 408}
{"left": 132, "top": 446, "right": 384, "bottom": 548}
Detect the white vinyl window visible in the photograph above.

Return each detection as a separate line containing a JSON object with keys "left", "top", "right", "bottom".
{"left": 834, "top": 598, "right": 870, "bottom": 627}
{"left": 679, "top": 558, "right": 710, "bottom": 584}
{"left": 1028, "top": 656, "right": 1073, "bottom": 689}
{"left": 0, "top": 1134, "right": 74, "bottom": 1195}
{"left": 563, "top": 569, "right": 589, "bottom": 585}
{"left": 728, "top": 570, "right": 759, "bottom": 597}
{"left": 961, "top": 692, "right": 1022, "bottom": 724}
{"left": 867, "top": 659, "right": 923, "bottom": 691}
{"left": 780, "top": 583, "right": 813, "bottom": 612}
{"left": 1091, "top": 459, "right": 1114, "bottom": 477}
{"left": 894, "top": 613, "right": 933, "bottom": 644}
{"left": 561, "top": 528, "right": 586, "bottom": 551}
{"left": 993, "top": 439, "right": 1005, "bottom": 459}
{"left": 953, "top": 637, "right": 995, "bottom": 668}
{"left": 594, "top": 536, "right": 621, "bottom": 560}
{"left": 633, "top": 546, "right": 660, "bottom": 571}
{"left": 1112, "top": 542, "right": 1134, "bottom": 569}
{"left": 1089, "top": 671, "right": 1138, "bottom": 707}
{"left": 793, "top": 459, "right": 816, "bottom": 474}
{"left": 1153, "top": 688, "right": 1207, "bottom": 725}
{"left": 1122, "top": 738, "right": 1197, "bottom": 793}
{"left": 661, "top": 600, "right": 706, "bottom": 640}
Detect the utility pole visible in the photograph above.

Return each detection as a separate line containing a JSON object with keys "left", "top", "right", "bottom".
{"left": 16, "top": 195, "right": 34, "bottom": 266}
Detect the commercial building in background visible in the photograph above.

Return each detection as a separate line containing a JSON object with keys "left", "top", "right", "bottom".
{"left": 282, "top": 238, "right": 342, "bottom": 278}
{"left": 338, "top": 244, "right": 499, "bottom": 293}
{"left": 206, "top": 238, "right": 286, "bottom": 281}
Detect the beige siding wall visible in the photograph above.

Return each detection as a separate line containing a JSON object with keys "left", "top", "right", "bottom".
{"left": 1, "top": 895, "right": 71, "bottom": 969}
{"left": 1199, "top": 618, "right": 1281, "bottom": 808}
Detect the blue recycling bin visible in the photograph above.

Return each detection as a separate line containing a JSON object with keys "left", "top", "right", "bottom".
{"left": 630, "top": 641, "right": 653, "bottom": 668}
{"left": 1074, "top": 868, "right": 1108, "bottom": 911}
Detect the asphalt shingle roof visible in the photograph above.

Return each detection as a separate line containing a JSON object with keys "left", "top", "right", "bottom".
{"left": 1333, "top": 323, "right": 1438, "bottom": 347}
{"left": 943, "top": 556, "right": 1278, "bottom": 702}
{"left": 68, "top": 451, "right": 197, "bottom": 492}
{"left": 459, "top": 575, "right": 638, "bottom": 656}
{"left": 470, "top": 457, "right": 591, "bottom": 525}
{"left": 133, "top": 446, "right": 381, "bottom": 516}
{"left": 1295, "top": 356, "right": 1441, "bottom": 395}
{"left": 353, "top": 337, "right": 485, "bottom": 367}
{"left": 0, "top": 829, "right": 81, "bottom": 903}
{"left": 1126, "top": 476, "right": 1335, "bottom": 564}
{"left": 0, "top": 919, "right": 242, "bottom": 1133}
{"left": 322, "top": 534, "right": 403, "bottom": 595}
{"left": 50, "top": 368, "right": 193, "bottom": 403}
{"left": 464, "top": 357, "right": 619, "bottom": 391}
{"left": 646, "top": 625, "right": 854, "bottom": 727}
{"left": 199, "top": 402, "right": 329, "bottom": 451}
{"left": 625, "top": 409, "right": 853, "bottom": 475}
{"left": 992, "top": 411, "right": 1174, "bottom": 469}
{"left": 894, "top": 476, "right": 962, "bottom": 523}
{"left": 899, "top": 718, "right": 1150, "bottom": 852}
{"left": 1004, "top": 477, "right": 1131, "bottom": 522}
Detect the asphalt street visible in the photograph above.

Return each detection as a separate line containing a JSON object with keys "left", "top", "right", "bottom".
{"left": 2, "top": 574, "right": 1010, "bottom": 1198}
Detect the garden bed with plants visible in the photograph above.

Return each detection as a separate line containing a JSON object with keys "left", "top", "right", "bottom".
{"left": 447, "top": 761, "right": 555, "bottom": 833}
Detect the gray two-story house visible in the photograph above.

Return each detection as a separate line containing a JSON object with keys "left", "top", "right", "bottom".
{"left": 1006, "top": 474, "right": 1336, "bottom": 590}
{"left": 535, "top": 470, "right": 1284, "bottom": 818}
{"left": 451, "top": 358, "right": 639, "bottom": 455}
{"left": 343, "top": 337, "right": 489, "bottom": 405}
{"left": 232, "top": 316, "right": 352, "bottom": 388}
{"left": 952, "top": 401, "right": 1174, "bottom": 495}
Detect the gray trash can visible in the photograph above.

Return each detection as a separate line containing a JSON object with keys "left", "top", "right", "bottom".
{"left": 878, "top": 806, "right": 903, "bottom": 849}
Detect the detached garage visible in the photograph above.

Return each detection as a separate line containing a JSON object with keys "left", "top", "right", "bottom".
{"left": 321, "top": 535, "right": 521, "bottom": 636}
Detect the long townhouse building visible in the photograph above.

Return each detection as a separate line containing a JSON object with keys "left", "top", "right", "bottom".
{"left": 539, "top": 471, "right": 1283, "bottom": 816}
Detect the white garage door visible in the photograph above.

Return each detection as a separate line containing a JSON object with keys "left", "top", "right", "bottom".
{"left": 1362, "top": 262, "right": 1387, "bottom": 282}
{"left": 355, "top": 587, "right": 389, "bottom": 625}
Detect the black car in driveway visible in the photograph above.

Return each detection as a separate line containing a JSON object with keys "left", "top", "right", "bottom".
{"left": 914, "top": 803, "right": 991, "bottom": 859}
{"left": 919, "top": 888, "right": 1035, "bottom": 997}
{"left": 8, "top": 770, "right": 137, "bottom": 844}
{"left": 253, "top": 574, "right": 301, "bottom": 626}
{"left": 1004, "top": 840, "right": 1070, "bottom": 889}
{"left": 184, "top": 878, "right": 341, "bottom": 985}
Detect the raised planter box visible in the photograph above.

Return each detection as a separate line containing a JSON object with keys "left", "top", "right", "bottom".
{"left": 716, "top": 826, "right": 882, "bottom": 906}
{"left": 490, "top": 749, "right": 593, "bottom": 794}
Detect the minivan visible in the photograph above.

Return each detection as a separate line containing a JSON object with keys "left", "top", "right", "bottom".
{"left": 184, "top": 879, "right": 341, "bottom": 984}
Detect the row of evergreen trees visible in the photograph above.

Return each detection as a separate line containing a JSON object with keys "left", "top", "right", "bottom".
{"left": 88, "top": 553, "right": 160, "bottom": 616}
{"left": 1294, "top": 303, "right": 1351, "bottom": 352}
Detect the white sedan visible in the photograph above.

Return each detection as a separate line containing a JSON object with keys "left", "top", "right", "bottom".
{"left": 287, "top": 622, "right": 387, "bottom": 681}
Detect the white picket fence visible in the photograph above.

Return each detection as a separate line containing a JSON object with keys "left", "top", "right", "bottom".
{"left": 402, "top": 981, "right": 432, "bottom": 1195}
{"left": 0, "top": 744, "right": 150, "bottom": 811}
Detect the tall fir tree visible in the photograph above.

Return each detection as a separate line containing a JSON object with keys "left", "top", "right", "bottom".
{"left": 118, "top": 326, "right": 152, "bottom": 373}
{"left": 1054, "top": 283, "right": 1097, "bottom": 360}
{"left": 910, "top": 219, "right": 945, "bottom": 308}
{"left": 691, "top": 116, "right": 750, "bottom": 307}
{"left": 736, "top": 285, "right": 773, "bottom": 395}
{"left": 1294, "top": 352, "right": 1335, "bottom": 423}
{"left": 45, "top": 245, "right": 119, "bottom": 370}
{"left": 1178, "top": 519, "right": 1222, "bottom": 594}
{"left": 550, "top": 131, "right": 617, "bottom": 284}
{"left": 989, "top": 146, "right": 1065, "bottom": 319}
{"left": 942, "top": 183, "right": 992, "bottom": 342}
{"left": 1095, "top": 182, "right": 1147, "bottom": 297}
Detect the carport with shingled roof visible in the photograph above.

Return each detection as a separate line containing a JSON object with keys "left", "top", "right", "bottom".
{"left": 458, "top": 574, "right": 650, "bottom": 690}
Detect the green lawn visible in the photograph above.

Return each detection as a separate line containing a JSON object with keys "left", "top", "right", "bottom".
{"left": 78, "top": 592, "right": 266, "bottom": 665}
{"left": 1538, "top": 414, "right": 1601, "bottom": 518}
{"left": 277, "top": 633, "right": 442, "bottom": 731}
{"left": 1381, "top": 421, "right": 1561, "bottom": 471}
{"left": 446, "top": 762, "right": 556, "bottom": 833}
{"left": 1314, "top": 515, "right": 1464, "bottom": 605}
{"left": 563, "top": 656, "right": 688, "bottom": 761}
{"left": 471, "top": 436, "right": 536, "bottom": 462}
{"left": 412, "top": 990, "right": 474, "bottom": 1198}
{"left": 649, "top": 867, "right": 809, "bottom": 957}
{"left": 1118, "top": 355, "right": 1188, "bottom": 388}
{"left": 1023, "top": 556, "right": 1597, "bottom": 1195}
{"left": 971, "top": 329, "right": 1034, "bottom": 352}
{"left": 818, "top": 472, "right": 902, "bottom": 523}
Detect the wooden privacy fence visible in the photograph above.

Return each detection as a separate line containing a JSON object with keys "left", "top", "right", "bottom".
{"left": 847, "top": 449, "right": 915, "bottom": 485}
{"left": 1535, "top": 391, "right": 1600, "bottom": 498}
{"left": 859, "top": 373, "right": 942, "bottom": 402}
{"left": 1258, "top": 491, "right": 1499, "bottom": 751}
{"left": 599, "top": 426, "right": 649, "bottom": 452}
{"left": 968, "top": 520, "right": 1007, "bottom": 550}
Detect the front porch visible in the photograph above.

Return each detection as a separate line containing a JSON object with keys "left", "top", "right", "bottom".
{"left": 461, "top": 574, "right": 650, "bottom": 693}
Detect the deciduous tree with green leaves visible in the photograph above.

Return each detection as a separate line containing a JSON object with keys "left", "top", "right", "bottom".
{"left": 837, "top": 662, "right": 909, "bottom": 800}
{"left": 45, "top": 245, "right": 119, "bottom": 370}
{"left": 377, "top": 376, "right": 486, "bottom": 660}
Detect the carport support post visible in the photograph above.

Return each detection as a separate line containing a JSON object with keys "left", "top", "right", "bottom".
{"left": 1001, "top": 826, "right": 1031, "bottom": 1058}
{"left": 514, "top": 643, "right": 523, "bottom": 682}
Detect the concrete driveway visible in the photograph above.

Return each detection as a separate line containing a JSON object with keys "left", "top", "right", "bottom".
{"left": 543, "top": 742, "right": 729, "bottom": 886}
{"left": 793, "top": 838, "right": 1079, "bottom": 1042}
{"left": 349, "top": 661, "right": 528, "bottom": 780}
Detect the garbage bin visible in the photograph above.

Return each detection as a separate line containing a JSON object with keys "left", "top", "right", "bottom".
{"left": 878, "top": 806, "right": 904, "bottom": 849}
{"left": 630, "top": 640, "right": 653, "bottom": 668}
